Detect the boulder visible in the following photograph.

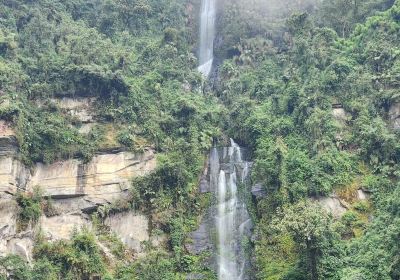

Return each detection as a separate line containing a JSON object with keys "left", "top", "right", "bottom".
{"left": 104, "top": 211, "right": 149, "bottom": 253}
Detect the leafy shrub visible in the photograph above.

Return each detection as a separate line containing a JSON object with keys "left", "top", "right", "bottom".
{"left": 15, "top": 187, "right": 43, "bottom": 230}
{"left": 353, "top": 201, "right": 369, "bottom": 212}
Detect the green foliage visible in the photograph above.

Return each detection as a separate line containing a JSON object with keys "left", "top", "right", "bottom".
{"left": 0, "top": 255, "right": 31, "bottom": 280}
{"left": 33, "top": 228, "right": 106, "bottom": 279}
{"left": 0, "top": 229, "right": 105, "bottom": 280}
{"left": 1, "top": 0, "right": 400, "bottom": 279}
{"left": 317, "top": 0, "right": 395, "bottom": 37}
{"left": 0, "top": 0, "right": 219, "bottom": 165}
{"left": 129, "top": 251, "right": 176, "bottom": 280}
{"left": 216, "top": 1, "right": 400, "bottom": 279}
{"left": 15, "top": 187, "right": 43, "bottom": 230}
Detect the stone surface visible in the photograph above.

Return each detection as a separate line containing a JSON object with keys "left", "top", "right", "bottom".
{"left": 186, "top": 220, "right": 213, "bottom": 255}
{"left": 104, "top": 211, "right": 149, "bottom": 253}
{"left": 357, "top": 189, "right": 370, "bottom": 200}
{"left": 40, "top": 213, "right": 90, "bottom": 240}
{"left": 317, "top": 195, "right": 348, "bottom": 217}
{"left": 0, "top": 200, "right": 34, "bottom": 262}
{"left": 0, "top": 156, "right": 30, "bottom": 195}
{"left": 332, "top": 107, "right": 348, "bottom": 125}
{"left": 150, "top": 234, "right": 167, "bottom": 248}
{"left": 0, "top": 120, "right": 14, "bottom": 137}
{"left": 0, "top": 136, "right": 156, "bottom": 259}
{"left": 6, "top": 236, "right": 33, "bottom": 262}
{"left": 78, "top": 123, "right": 96, "bottom": 134}
{"left": 0, "top": 96, "right": 158, "bottom": 261}
{"left": 251, "top": 183, "right": 266, "bottom": 199}
{"left": 28, "top": 149, "right": 156, "bottom": 205}
{"left": 50, "top": 197, "right": 100, "bottom": 214}
{"left": 52, "top": 97, "right": 96, "bottom": 123}
{"left": 0, "top": 136, "right": 18, "bottom": 157}
{"left": 0, "top": 200, "right": 18, "bottom": 240}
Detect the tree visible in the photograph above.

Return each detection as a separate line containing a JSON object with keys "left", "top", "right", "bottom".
{"left": 272, "top": 200, "right": 343, "bottom": 280}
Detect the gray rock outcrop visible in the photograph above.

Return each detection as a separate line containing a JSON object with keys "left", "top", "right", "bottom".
{"left": 0, "top": 121, "right": 157, "bottom": 260}
{"left": 105, "top": 212, "right": 150, "bottom": 253}
{"left": 317, "top": 195, "right": 348, "bottom": 217}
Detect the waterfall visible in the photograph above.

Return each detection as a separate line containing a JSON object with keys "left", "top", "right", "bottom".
{"left": 212, "top": 139, "right": 252, "bottom": 280}
{"left": 198, "top": 0, "right": 216, "bottom": 77}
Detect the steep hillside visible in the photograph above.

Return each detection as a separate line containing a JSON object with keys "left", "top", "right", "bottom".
{"left": 0, "top": 0, "right": 222, "bottom": 279}
{"left": 0, "top": 0, "right": 399, "bottom": 280}
{"left": 215, "top": 1, "right": 400, "bottom": 279}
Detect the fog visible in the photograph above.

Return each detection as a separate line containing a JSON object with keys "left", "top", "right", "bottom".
{"left": 219, "top": 0, "right": 320, "bottom": 20}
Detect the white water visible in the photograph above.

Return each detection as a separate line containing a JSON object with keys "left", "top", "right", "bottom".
{"left": 212, "top": 139, "right": 252, "bottom": 280}
{"left": 198, "top": 0, "right": 216, "bottom": 77}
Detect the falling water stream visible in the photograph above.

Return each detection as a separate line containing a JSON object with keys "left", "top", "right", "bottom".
{"left": 198, "top": 0, "right": 216, "bottom": 77}
{"left": 197, "top": 1, "right": 252, "bottom": 278}
{"left": 209, "top": 140, "right": 252, "bottom": 280}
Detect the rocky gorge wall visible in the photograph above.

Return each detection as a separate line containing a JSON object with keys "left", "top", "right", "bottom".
{"left": 0, "top": 98, "right": 158, "bottom": 262}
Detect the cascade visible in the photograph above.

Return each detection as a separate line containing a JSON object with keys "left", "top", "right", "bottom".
{"left": 197, "top": 2, "right": 251, "bottom": 278}
{"left": 198, "top": 0, "right": 216, "bottom": 77}
{"left": 210, "top": 139, "right": 252, "bottom": 280}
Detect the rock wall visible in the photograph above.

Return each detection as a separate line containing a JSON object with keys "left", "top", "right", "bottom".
{"left": 0, "top": 121, "right": 157, "bottom": 261}
{"left": 105, "top": 212, "right": 150, "bottom": 254}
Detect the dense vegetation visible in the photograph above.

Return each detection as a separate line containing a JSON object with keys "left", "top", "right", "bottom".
{"left": 1, "top": 0, "right": 219, "bottom": 279}
{"left": 0, "top": 0, "right": 399, "bottom": 279}
{"left": 216, "top": 0, "right": 400, "bottom": 279}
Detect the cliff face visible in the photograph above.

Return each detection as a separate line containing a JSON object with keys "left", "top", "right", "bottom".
{"left": 0, "top": 113, "right": 157, "bottom": 261}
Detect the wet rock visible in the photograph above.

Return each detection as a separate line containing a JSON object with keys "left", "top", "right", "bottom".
{"left": 199, "top": 176, "right": 210, "bottom": 193}
{"left": 251, "top": 183, "right": 266, "bottom": 199}
{"left": 186, "top": 220, "right": 213, "bottom": 255}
